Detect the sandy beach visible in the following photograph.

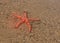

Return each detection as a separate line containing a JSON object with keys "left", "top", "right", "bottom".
{"left": 0, "top": 0, "right": 60, "bottom": 43}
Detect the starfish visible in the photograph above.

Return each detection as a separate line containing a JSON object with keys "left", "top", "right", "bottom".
{"left": 12, "top": 11, "right": 40, "bottom": 32}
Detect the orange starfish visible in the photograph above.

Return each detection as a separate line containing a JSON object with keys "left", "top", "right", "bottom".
{"left": 12, "top": 11, "right": 40, "bottom": 32}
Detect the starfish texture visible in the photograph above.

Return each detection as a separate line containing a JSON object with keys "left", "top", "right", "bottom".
{"left": 12, "top": 11, "right": 40, "bottom": 32}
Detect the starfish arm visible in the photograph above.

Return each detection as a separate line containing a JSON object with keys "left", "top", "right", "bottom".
{"left": 15, "top": 21, "right": 23, "bottom": 28}
{"left": 12, "top": 12, "right": 22, "bottom": 19}
{"left": 23, "top": 12, "right": 27, "bottom": 18}
{"left": 29, "top": 18, "right": 40, "bottom": 21}
{"left": 13, "top": 14, "right": 22, "bottom": 19}
{"left": 26, "top": 21, "right": 32, "bottom": 32}
{"left": 23, "top": 11, "right": 28, "bottom": 18}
